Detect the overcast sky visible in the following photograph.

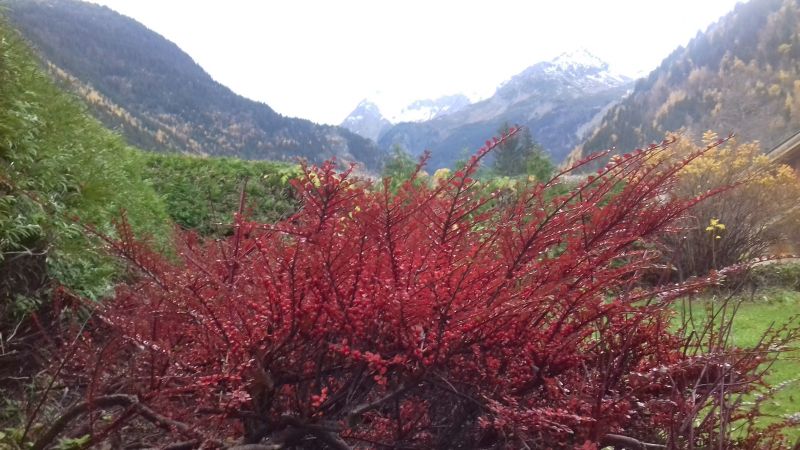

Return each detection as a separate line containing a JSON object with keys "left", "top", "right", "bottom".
{"left": 90, "top": 0, "right": 743, "bottom": 125}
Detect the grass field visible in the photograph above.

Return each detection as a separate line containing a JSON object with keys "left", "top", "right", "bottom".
{"left": 679, "top": 287, "right": 800, "bottom": 442}
{"left": 731, "top": 289, "right": 800, "bottom": 441}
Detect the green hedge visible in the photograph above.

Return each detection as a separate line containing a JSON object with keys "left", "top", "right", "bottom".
{"left": 747, "top": 262, "right": 800, "bottom": 291}
{"left": 139, "top": 153, "right": 299, "bottom": 236}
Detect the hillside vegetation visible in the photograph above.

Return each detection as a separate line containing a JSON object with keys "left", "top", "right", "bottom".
{"left": 0, "top": 19, "right": 170, "bottom": 306}
{"left": 570, "top": 0, "right": 800, "bottom": 163}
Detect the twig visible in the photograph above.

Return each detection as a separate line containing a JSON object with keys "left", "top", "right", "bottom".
{"left": 600, "top": 433, "right": 667, "bottom": 449}
{"left": 347, "top": 384, "right": 408, "bottom": 421}
{"left": 227, "top": 445, "right": 284, "bottom": 450}
{"left": 22, "top": 314, "right": 92, "bottom": 444}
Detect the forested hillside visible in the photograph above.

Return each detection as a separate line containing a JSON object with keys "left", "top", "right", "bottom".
{"left": 3, "top": 0, "right": 386, "bottom": 171}
{"left": 569, "top": 0, "right": 800, "bottom": 163}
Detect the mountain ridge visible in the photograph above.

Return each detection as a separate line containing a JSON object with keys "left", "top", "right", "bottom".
{"left": 358, "top": 49, "right": 633, "bottom": 168}
{"left": 3, "top": 0, "right": 386, "bottom": 171}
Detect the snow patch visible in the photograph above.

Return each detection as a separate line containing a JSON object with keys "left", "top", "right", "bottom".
{"left": 551, "top": 48, "right": 607, "bottom": 71}
{"left": 345, "top": 92, "right": 473, "bottom": 125}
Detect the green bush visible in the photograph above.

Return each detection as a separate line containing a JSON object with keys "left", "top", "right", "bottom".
{"left": 139, "top": 153, "right": 298, "bottom": 236}
{"left": 747, "top": 262, "right": 800, "bottom": 291}
{"left": 0, "top": 20, "right": 170, "bottom": 306}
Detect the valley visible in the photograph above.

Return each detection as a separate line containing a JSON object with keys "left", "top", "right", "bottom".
{"left": 1, "top": 0, "right": 800, "bottom": 448}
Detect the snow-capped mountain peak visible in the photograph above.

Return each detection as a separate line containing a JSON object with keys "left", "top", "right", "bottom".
{"left": 341, "top": 93, "right": 473, "bottom": 141}
{"left": 341, "top": 50, "right": 632, "bottom": 147}
{"left": 550, "top": 48, "right": 608, "bottom": 71}
{"left": 340, "top": 99, "right": 391, "bottom": 142}
{"left": 493, "top": 49, "right": 631, "bottom": 104}
{"left": 544, "top": 49, "right": 631, "bottom": 86}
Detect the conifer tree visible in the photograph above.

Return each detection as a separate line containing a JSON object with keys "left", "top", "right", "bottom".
{"left": 492, "top": 123, "right": 552, "bottom": 180}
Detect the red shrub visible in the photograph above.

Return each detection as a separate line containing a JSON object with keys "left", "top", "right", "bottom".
{"left": 51, "top": 130, "right": 798, "bottom": 449}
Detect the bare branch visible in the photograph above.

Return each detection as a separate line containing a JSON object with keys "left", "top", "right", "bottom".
{"left": 600, "top": 433, "right": 667, "bottom": 449}
{"left": 32, "top": 394, "right": 205, "bottom": 450}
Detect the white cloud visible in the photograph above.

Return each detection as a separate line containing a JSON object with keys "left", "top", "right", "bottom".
{"left": 89, "top": 0, "right": 742, "bottom": 125}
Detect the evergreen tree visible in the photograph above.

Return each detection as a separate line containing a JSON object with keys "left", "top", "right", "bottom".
{"left": 492, "top": 124, "right": 553, "bottom": 180}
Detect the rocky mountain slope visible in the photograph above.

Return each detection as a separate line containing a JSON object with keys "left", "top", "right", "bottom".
{"left": 3, "top": 0, "right": 385, "bottom": 171}
{"left": 340, "top": 100, "right": 393, "bottom": 143}
{"left": 365, "top": 50, "right": 633, "bottom": 169}
{"left": 568, "top": 0, "right": 800, "bottom": 165}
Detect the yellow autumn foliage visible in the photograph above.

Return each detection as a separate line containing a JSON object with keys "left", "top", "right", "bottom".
{"left": 677, "top": 131, "right": 800, "bottom": 201}
{"left": 433, "top": 168, "right": 451, "bottom": 181}
{"left": 662, "top": 131, "right": 800, "bottom": 278}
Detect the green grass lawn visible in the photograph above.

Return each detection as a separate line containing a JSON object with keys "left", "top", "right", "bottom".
{"left": 678, "top": 287, "right": 800, "bottom": 442}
